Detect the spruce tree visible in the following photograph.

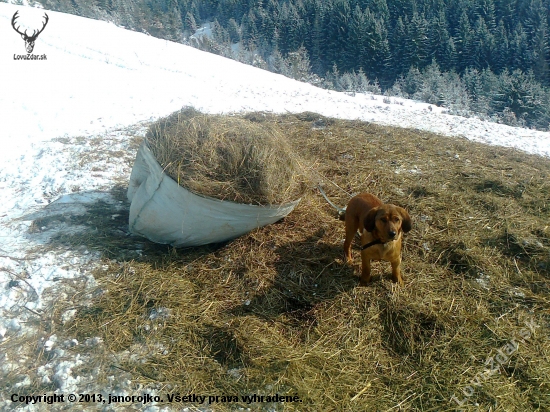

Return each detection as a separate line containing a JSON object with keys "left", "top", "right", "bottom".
{"left": 390, "top": 16, "right": 409, "bottom": 79}
{"left": 472, "top": 16, "right": 495, "bottom": 70}
{"left": 493, "top": 20, "right": 510, "bottom": 73}
{"left": 407, "top": 11, "right": 430, "bottom": 69}
{"left": 456, "top": 10, "right": 474, "bottom": 72}
{"left": 429, "top": 10, "right": 453, "bottom": 70}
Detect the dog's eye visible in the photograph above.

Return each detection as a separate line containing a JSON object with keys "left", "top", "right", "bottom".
{"left": 381, "top": 217, "right": 388, "bottom": 223}
{"left": 393, "top": 217, "right": 400, "bottom": 223}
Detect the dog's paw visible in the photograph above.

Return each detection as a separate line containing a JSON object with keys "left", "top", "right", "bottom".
{"left": 358, "top": 278, "right": 371, "bottom": 287}
{"left": 391, "top": 276, "right": 404, "bottom": 286}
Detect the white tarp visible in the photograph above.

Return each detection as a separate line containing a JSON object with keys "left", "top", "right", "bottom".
{"left": 127, "top": 143, "right": 300, "bottom": 247}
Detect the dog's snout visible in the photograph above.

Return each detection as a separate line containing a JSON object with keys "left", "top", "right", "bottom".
{"left": 389, "top": 230, "right": 396, "bottom": 238}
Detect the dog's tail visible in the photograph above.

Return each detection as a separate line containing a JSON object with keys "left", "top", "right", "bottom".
{"left": 317, "top": 184, "right": 346, "bottom": 220}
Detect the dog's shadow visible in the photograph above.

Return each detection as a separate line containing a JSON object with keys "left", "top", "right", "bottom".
{"left": 229, "top": 228, "right": 359, "bottom": 323}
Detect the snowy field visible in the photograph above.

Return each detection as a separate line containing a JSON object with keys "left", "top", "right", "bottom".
{"left": 0, "top": 3, "right": 549, "bottom": 411}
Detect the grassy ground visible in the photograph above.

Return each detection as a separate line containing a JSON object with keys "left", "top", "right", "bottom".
{"left": 53, "top": 113, "right": 549, "bottom": 411}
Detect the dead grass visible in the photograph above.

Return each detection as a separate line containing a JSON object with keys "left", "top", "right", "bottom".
{"left": 55, "top": 113, "right": 549, "bottom": 411}
{"left": 146, "top": 108, "right": 308, "bottom": 205}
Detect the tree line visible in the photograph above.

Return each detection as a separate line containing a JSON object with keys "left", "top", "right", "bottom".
{"left": 181, "top": 0, "right": 549, "bottom": 85}
{"left": 22, "top": 0, "right": 550, "bottom": 129}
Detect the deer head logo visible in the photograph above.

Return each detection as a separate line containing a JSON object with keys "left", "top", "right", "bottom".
{"left": 11, "top": 11, "right": 49, "bottom": 54}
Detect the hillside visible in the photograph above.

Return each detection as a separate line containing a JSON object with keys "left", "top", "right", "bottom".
{"left": 0, "top": 3, "right": 549, "bottom": 411}
{"left": 6, "top": 0, "right": 550, "bottom": 130}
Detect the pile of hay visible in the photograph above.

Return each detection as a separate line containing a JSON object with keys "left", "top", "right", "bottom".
{"left": 146, "top": 108, "right": 308, "bottom": 205}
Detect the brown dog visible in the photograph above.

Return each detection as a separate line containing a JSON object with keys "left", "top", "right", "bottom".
{"left": 343, "top": 193, "right": 412, "bottom": 286}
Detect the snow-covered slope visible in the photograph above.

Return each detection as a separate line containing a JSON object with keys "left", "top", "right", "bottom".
{"left": 0, "top": 3, "right": 549, "bottom": 411}
{"left": 2, "top": 4, "right": 550, "bottom": 158}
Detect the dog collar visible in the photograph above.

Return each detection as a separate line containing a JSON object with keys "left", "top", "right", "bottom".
{"left": 360, "top": 239, "right": 384, "bottom": 250}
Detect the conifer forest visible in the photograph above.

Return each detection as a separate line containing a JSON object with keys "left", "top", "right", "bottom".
{"left": 29, "top": 0, "right": 550, "bottom": 129}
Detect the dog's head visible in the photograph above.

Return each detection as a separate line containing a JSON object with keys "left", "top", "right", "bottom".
{"left": 364, "top": 204, "right": 412, "bottom": 242}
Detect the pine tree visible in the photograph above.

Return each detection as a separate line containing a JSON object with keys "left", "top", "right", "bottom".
{"left": 456, "top": 10, "right": 474, "bottom": 72}
{"left": 523, "top": 0, "right": 549, "bottom": 84}
{"left": 287, "top": 46, "right": 313, "bottom": 81}
{"left": 414, "top": 60, "right": 445, "bottom": 105}
{"left": 212, "top": 19, "right": 230, "bottom": 45}
{"left": 472, "top": 16, "right": 495, "bottom": 70}
{"left": 324, "top": 0, "right": 351, "bottom": 68}
{"left": 463, "top": 68, "right": 491, "bottom": 114}
{"left": 387, "top": 0, "right": 416, "bottom": 23}
{"left": 277, "top": 3, "right": 298, "bottom": 54}
{"left": 345, "top": 5, "right": 366, "bottom": 72}
{"left": 390, "top": 16, "right": 409, "bottom": 78}
{"left": 355, "top": 68, "right": 373, "bottom": 92}
{"left": 407, "top": 11, "right": 430, "bottom": 69}
{"left": 492, "top": 69, "right": 549, "bottom": 128}
{"left": 241, "top": 9, "right": 259, "bottom": 49}
{"left": 287, "top": 3, "right": 307, "bottom": 52}
{"left": 369, "top": 0, "right": 389, "bottom": 22}
{"left": 494, "top": 0, "right": 516, "bottom": 32}
{"left": 401, "top": 66, "right": 424, "bottom": 96}
{"left": 510, "top": 24, "right": 530, "bottom": 73}
{"left": 476, "top": 0, "right": 497, "bottom": 32}
{"left": 310, "top": 4, "right": 325, "bottom": 74}
{"left": 441, "top": 71, "right": 471, "bottom": 115}
{"left": 493, "top": 20, "right": 510, "bottom": 73}
{"left": 429, "top": 10, "right": 453, "bottom": 70}
{"left": 227, "top": 18, "right": 241, "bottom": 42}
{"left": 269, "top": 49, "right": 290, "bottom": 76}
{"left": 325, "top": 63, "right": 343, "bottom": 91}
{"left": 369, "top": 12, "right": 392, "bottom": 82}
{"left": 184, "top": 11, "right": 198, "bottom": 32}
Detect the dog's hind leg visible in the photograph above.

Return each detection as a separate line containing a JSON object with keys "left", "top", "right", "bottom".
{"left": 343, "top": 217, "right": 358, "bottom": 263}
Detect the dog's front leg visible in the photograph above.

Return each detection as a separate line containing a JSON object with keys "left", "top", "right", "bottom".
{"left": 390, "top": 257, "right": 404, "bottom": 286}
{"left": 359, "top": 256, "right": 372, "bottom": 286}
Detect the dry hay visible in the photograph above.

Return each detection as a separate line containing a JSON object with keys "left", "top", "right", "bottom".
{"left": 57, "top": 113, "right": 550, "bottom": 411}
{"left": 146, "top": 107, "right": 308, "bottom": 205}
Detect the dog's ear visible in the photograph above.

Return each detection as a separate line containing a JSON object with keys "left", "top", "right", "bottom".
{"left": 364, "top": 207, "right": 379, "bottom": 232}
{"left": 398, "top": 207, "right": 412, "bottom": 233}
